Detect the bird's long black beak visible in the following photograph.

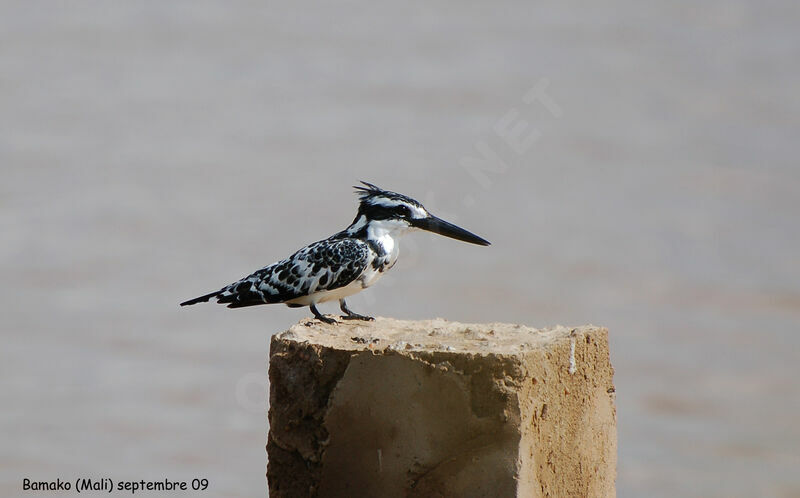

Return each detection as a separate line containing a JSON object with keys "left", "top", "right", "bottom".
{"left": 412, "top": 215, "right": 491, "bottom": 246}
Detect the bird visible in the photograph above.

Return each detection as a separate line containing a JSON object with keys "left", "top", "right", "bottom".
{"left": 180, "top": 182, "right": 490, "bottom": 324}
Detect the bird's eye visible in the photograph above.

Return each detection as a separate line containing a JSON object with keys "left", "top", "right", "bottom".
{"left": 395, "top": 205, "right": 411, "bottom": 216}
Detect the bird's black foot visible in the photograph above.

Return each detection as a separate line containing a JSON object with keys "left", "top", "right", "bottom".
{"left": 339, "top": 299, "right": 375, "bottom": 321}
{"left": 310, "top": 304, "right": 337, "bottom": 324}
{"left": 341, "top": 313, "right": 374, "bottom": 321}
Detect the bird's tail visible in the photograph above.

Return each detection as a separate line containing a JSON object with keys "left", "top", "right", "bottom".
{"left": 180, "top": 290, "right": 222, "bottom": 307}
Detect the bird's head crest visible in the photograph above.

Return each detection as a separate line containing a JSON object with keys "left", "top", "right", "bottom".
{"left": 352, "top": 181, "right": 423, "bottom": 209}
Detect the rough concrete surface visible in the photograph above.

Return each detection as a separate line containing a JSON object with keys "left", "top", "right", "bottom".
{"left": 267, "top": 318, "right": 616, "bottom": 497}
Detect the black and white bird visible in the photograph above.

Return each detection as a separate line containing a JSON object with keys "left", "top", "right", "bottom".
{"left": 180, "top": 182, "right": 490, "bottom": 324}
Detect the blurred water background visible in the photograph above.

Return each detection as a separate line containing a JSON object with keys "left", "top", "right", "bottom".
{"left": 2, "top": 1, "right": 799, "bottom": 496}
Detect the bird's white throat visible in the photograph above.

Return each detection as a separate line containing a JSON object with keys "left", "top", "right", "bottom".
{"left": 366, "top": 219, "right": 411, "bottom": 256}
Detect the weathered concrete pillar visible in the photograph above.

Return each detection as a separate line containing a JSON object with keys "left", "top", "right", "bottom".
{"left": 267, "top": 318, "right": 616, "bottom": 498}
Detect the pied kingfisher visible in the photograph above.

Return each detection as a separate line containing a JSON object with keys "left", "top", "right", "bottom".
{"left": 180, "top": 182, "right": 490, "bottom": 324}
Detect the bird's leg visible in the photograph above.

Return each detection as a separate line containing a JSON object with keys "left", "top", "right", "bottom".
{"left": 310, "top": 304, "right": 337, "bottom": 324}
{"left": 339, "top": 299, "right": 375, "bottom": 321}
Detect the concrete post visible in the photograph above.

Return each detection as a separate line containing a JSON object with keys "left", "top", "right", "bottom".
{"left": 267, "top": 318, "right": 616, "bottom": 497}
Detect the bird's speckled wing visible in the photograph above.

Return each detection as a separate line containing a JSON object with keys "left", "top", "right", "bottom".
{"left": 215, "top": 238, "right": 371, "bottom": 308}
